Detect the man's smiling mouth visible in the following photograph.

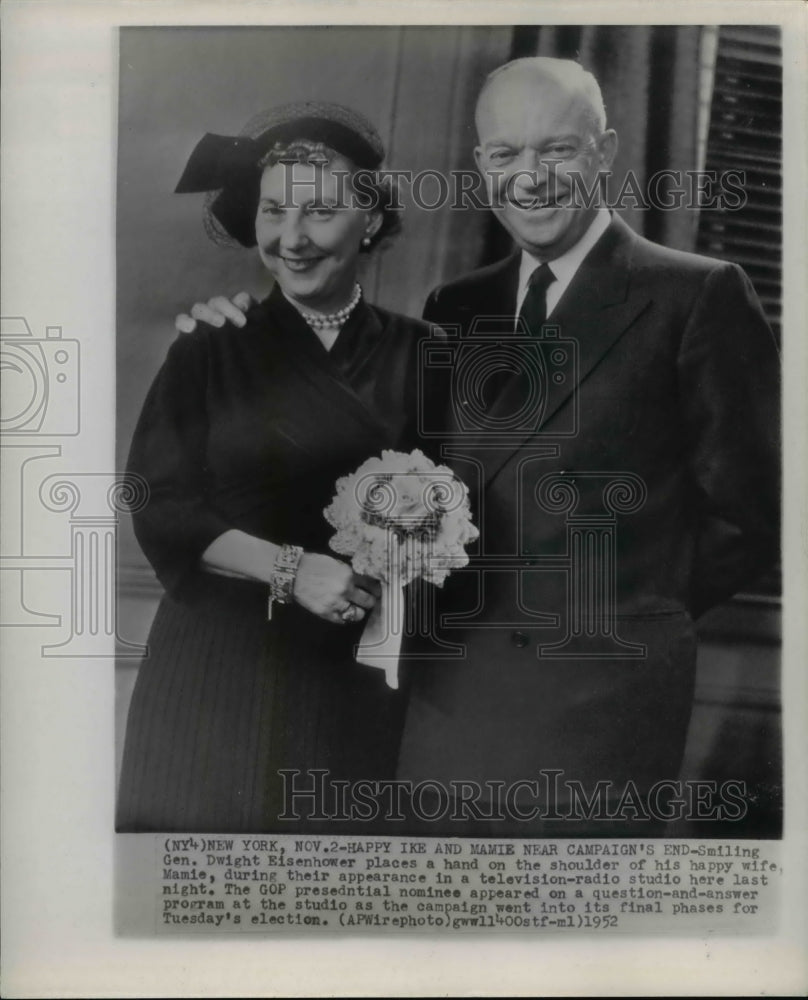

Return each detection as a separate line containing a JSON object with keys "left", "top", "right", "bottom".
{"left": 508, "top": 198, "right": 563, "bottom": 211}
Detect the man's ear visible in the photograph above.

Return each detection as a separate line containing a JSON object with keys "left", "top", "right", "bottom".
{"left": 597, "top": 129, "right": 618, "bottom": 171}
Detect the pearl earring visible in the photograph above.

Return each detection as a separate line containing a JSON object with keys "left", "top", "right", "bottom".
{"left": 361, "top": 236, "right": 372, "bottom": 247}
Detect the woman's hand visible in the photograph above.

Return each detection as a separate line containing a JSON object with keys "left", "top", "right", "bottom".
{"left": 202, "top": 533, "right": 377, "bottom": 625}
{"left": 293, "top": 552, "right": 380, "bottom": 625}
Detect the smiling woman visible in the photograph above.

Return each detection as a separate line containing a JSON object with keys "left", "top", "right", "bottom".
{"left": 116, "top": 103, "right": 424, "bottom": 833}
{"left": 256, "top": 150, "right": 382, "bottom": 320}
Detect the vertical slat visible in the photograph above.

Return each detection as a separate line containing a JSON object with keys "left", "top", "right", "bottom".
{"left": 696, "top": 26, "right": 782, "bottom": 341}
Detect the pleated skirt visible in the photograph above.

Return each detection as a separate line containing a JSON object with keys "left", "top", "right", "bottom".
{"left": 116, "top": 576, "right": 404, "bottom": 832}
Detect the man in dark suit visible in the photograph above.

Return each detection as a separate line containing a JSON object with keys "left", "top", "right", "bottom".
{"left": 393, "top": 57, "right": 780, "bottom": 834}
{"left": 176, "top": 57, "right": 779, "bottom": 835}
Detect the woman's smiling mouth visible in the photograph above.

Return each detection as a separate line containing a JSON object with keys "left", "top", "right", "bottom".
{"left": 279, "top": 255, "right": 325, "bottom": 272}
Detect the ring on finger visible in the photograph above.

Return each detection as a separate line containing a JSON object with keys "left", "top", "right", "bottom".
{"left": 341, "top": 604, "right": 362, "bottom": 624}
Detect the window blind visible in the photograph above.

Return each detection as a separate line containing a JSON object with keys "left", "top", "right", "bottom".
{"left": 696, "top": 25, "right": 782, "bottom": 342}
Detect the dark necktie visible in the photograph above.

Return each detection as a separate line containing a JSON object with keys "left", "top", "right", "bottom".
{"left": 480, "top": 263, "right": 557, "bottom": 413}
{"left": 518, "top": 262, "right": 556, "bottom": 336}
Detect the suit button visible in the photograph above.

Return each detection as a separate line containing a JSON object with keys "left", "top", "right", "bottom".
{"left": 511, "top": 631, "right": 529, "bottom": 648}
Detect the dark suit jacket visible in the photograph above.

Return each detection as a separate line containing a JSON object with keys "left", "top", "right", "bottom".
{"left": 398, "top": 213, "right": 780, "bottom": 828}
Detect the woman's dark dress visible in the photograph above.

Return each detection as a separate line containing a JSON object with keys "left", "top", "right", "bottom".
{"left": 116, "top": 287, "right": 428, "bottom": 831}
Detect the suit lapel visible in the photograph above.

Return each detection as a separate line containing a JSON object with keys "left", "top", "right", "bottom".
{"left": 442, "top": 254, "right": 521, "bottom": 337}
{"left": 467, "top": 215, "right": 652, "bottom": 485}
{"left": 471, "top": 254, "right": 522, "bottom": 327}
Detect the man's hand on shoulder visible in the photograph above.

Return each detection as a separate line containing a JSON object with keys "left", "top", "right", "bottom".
{"left": 174, "top": 291, "right": 255, "bottom": 333}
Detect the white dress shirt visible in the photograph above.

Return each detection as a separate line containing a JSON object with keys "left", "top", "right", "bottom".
{"left": 515, "top": 208, "right": 612, "bottom": 324}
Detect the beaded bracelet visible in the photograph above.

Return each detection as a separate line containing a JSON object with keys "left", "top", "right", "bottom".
{"left": 267, "top": 544, "right": 304, "bottom": 620}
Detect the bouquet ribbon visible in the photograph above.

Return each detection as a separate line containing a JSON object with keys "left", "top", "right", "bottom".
{"left": 355, "top": 533, "right": 405, "bottom": 689}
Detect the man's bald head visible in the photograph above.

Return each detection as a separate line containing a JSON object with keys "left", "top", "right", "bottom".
{"left": 472, "top": 56, "right": 617, "bottom": 260}
{"left": 475, "top": 57, "right": 607, "bottom": 139}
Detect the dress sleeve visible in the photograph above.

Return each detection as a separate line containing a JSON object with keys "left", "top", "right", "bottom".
{"left": 126, "top": 329, "right": 232, "bottom": 597}
{"left": 677, "top": 262, "right": 781, "bottom": 617}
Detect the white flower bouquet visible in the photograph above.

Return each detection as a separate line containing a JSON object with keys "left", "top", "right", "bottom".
{"left": 324, "top": 448, "right": 478, "bottom": 687}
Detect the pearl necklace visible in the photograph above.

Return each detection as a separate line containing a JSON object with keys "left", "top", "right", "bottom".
{"left": 298, "top": 284, "right": 363, "bottom": 330}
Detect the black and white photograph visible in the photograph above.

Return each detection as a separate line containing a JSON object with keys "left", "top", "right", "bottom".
{"left": 2, "top": 1, "right": 807, "bottom": 996}
{"left": 116, "top": 23, "right": 781, "bottom": 838}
